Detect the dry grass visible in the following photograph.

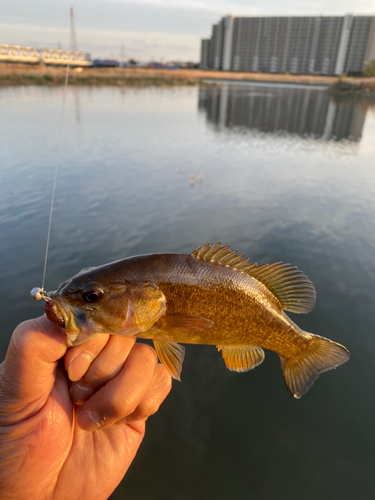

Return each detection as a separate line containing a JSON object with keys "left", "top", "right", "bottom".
{"left": 1, "top": 63, "right": 375, "bottom": 93}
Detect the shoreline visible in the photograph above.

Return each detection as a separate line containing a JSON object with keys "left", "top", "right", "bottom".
{"left": 1, "top": 64, "right": 375, "bottom": 96}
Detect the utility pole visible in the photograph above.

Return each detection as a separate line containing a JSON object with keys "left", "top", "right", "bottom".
{"left": 70, "top": 7, "right": 81, "bottom": 124}
{"left": 70, "top": 7, "right": 77, "bottom": 52}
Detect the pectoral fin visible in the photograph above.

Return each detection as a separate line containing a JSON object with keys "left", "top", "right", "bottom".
{"left": 141, "top": 314, "right": 212, "bottom": 380}
{"left": 151, "top": 314, "right": 213, "bottom": 335}
{"left": 218, "top": 345, "right": 265, "bottom": 372}
{"left": 153, "top": 340, "right": 185, "bottom": 381}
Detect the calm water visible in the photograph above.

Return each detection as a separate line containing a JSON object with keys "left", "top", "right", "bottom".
{"left": 1, "top": 83, "right": 375, "bottom": 499}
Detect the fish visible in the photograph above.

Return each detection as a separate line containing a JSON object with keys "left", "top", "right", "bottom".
{"left": 44, "top": 242, "right": 350, "bottom": 398}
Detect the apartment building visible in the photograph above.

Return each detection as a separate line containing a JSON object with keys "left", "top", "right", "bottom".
{"left": 200, "top": 15, "right": 375, "bottom": 75}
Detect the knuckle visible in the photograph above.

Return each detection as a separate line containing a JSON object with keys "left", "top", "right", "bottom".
{"left": 85, "top": 334, "right": 110, "bottom": 353}
{"left": 136, "top": 372, "right": 172, "bottom": 419}
{"left": 87, "top": 364, "right": 109, "bottom": 384}
{"left": 142, "top": 397, "right": 161, "bottom": 416}
{"left": 11, "top": 325, "right": 41, "bottom": 364}
{"left": 108, "top": 395, "right": 136, "bottom": 420}
{"left": 154, "top": 382, "right": 172, "bottom": 408}
{"left": 159, "top": 367, "right": 172, "bottom": 393}
{"left": 136, "top": 400, "right": 156, "bottom": 419}
{"left": 11, "top": 318, "right": 66, "bottom": 362}
{"left": 136, "top": 388, "right": 169, "bottom": 419}
{"left": 127, "top": 402, "right": 155, "bottom": 422}
{"left": 132, "top": 343, "right": 157, "bottom": 369}
{"left": 11, "top": 322, "right": 30, "bottom": 351}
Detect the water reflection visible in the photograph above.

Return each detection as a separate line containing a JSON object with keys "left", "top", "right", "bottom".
{"left": 199, "top": 84, "right": 369, "bottom": 141}
{"left": 1, "top": 86, "right": 375, "bottom": 500}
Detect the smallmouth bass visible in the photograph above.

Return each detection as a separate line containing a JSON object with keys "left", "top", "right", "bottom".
{"left": 44, "top": 243, "right": 349, "bottom": 398}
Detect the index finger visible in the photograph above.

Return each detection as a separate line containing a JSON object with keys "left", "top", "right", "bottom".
{"left": 64, "top": 334, "right": 111, "bottom": 381}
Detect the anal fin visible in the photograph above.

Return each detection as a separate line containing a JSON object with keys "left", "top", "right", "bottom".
{"left": 153, "top": 340, "right": 185, "bottom": 381}
{"left": 218, "top": 345, "right": 265, "bottom": 372}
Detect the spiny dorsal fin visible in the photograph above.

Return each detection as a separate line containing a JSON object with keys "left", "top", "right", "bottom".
{"left": 218, "top": 345, "right": 265, "bottom": 372}
{"left": 192, "top": 243, "right": 316, "bottom": 314}
{"left": 192, "top": 242, "right": 250, "bottom": 268}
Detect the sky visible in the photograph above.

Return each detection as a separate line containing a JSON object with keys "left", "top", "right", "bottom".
{"left": 1, "top": 0, "right": 375, "bottom": 62}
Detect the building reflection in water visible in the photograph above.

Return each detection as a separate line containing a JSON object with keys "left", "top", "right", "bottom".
{"left": 198, "top": 84, "right": 369, "bottom": 142}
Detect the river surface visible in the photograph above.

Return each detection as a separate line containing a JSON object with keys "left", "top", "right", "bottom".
{"left": 1, "top": 83, "right": 375, "bottom": 499}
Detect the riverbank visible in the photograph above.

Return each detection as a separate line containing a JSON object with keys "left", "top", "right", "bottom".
{"left": 1, "top": 64, "right": 375, "bottom": 95}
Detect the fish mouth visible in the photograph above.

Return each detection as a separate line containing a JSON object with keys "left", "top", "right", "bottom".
{"left": 45, "top": 293, "right": 83, "bottom": 334}
{"left": 44, "top": 296, "right": 66, "bottom": 329}
{"left": 44, "top": 293, "right": 103, "bottom": 347}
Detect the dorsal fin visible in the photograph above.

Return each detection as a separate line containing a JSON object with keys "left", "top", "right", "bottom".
{"left": 192, "top": 243, "right": 316, "bottom": 314}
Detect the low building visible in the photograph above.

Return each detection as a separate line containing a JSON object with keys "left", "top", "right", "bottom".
{"left": 93, "top": 59, "right": 119, "bottom": 68}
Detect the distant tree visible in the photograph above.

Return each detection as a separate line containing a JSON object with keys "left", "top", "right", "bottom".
{"left": 362, "top": 60, "right": 375, "bottom": 77}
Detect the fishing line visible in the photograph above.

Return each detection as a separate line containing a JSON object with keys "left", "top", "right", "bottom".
{"left": 31, "top": 8, "right": 75, "bottom": 301}
{"left": 41, "top": 65, "right": 70, "bottom": 293}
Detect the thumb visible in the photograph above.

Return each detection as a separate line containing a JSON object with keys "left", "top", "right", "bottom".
{"left": 0, "top": 315, "right": 67, "bottom": 424}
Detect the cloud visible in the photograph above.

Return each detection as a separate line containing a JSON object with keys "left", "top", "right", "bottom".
{"left": 2, "top": 0, "right": 375, "bottom": 61}
{"left": 0, "top": 22, "right": 200, "bottom": 61}
{"left": 100, "top": 0, "right": 375, "bottom": 15}
{"left": 0, "top": 0, "right": 220, "bottom": 60}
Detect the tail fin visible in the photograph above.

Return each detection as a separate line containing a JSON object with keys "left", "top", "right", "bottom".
{"left": 280, "top": 335, "right": 350, "bottom": 398}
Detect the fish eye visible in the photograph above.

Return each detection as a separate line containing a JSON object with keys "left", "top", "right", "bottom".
{"left": 83, "top": 287, "right": 104, "bottom": 303}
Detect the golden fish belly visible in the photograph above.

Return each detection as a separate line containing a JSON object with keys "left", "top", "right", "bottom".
{"left": 147, "top": 280, "right": 311, "bottom": 360}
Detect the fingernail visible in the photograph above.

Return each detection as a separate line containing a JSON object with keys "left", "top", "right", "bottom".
{"left": 70, "top": 384, "right": 95, "bottom": 405}
{"left": 68, "top": 352, "right": 94, "bottom": 381}
{"left": 77, "top": 411, "right": 103, "bottom": 432}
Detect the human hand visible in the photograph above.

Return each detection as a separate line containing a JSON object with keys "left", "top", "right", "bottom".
{"left": 0, "top": 316, "right": 171, "bottom": 500}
